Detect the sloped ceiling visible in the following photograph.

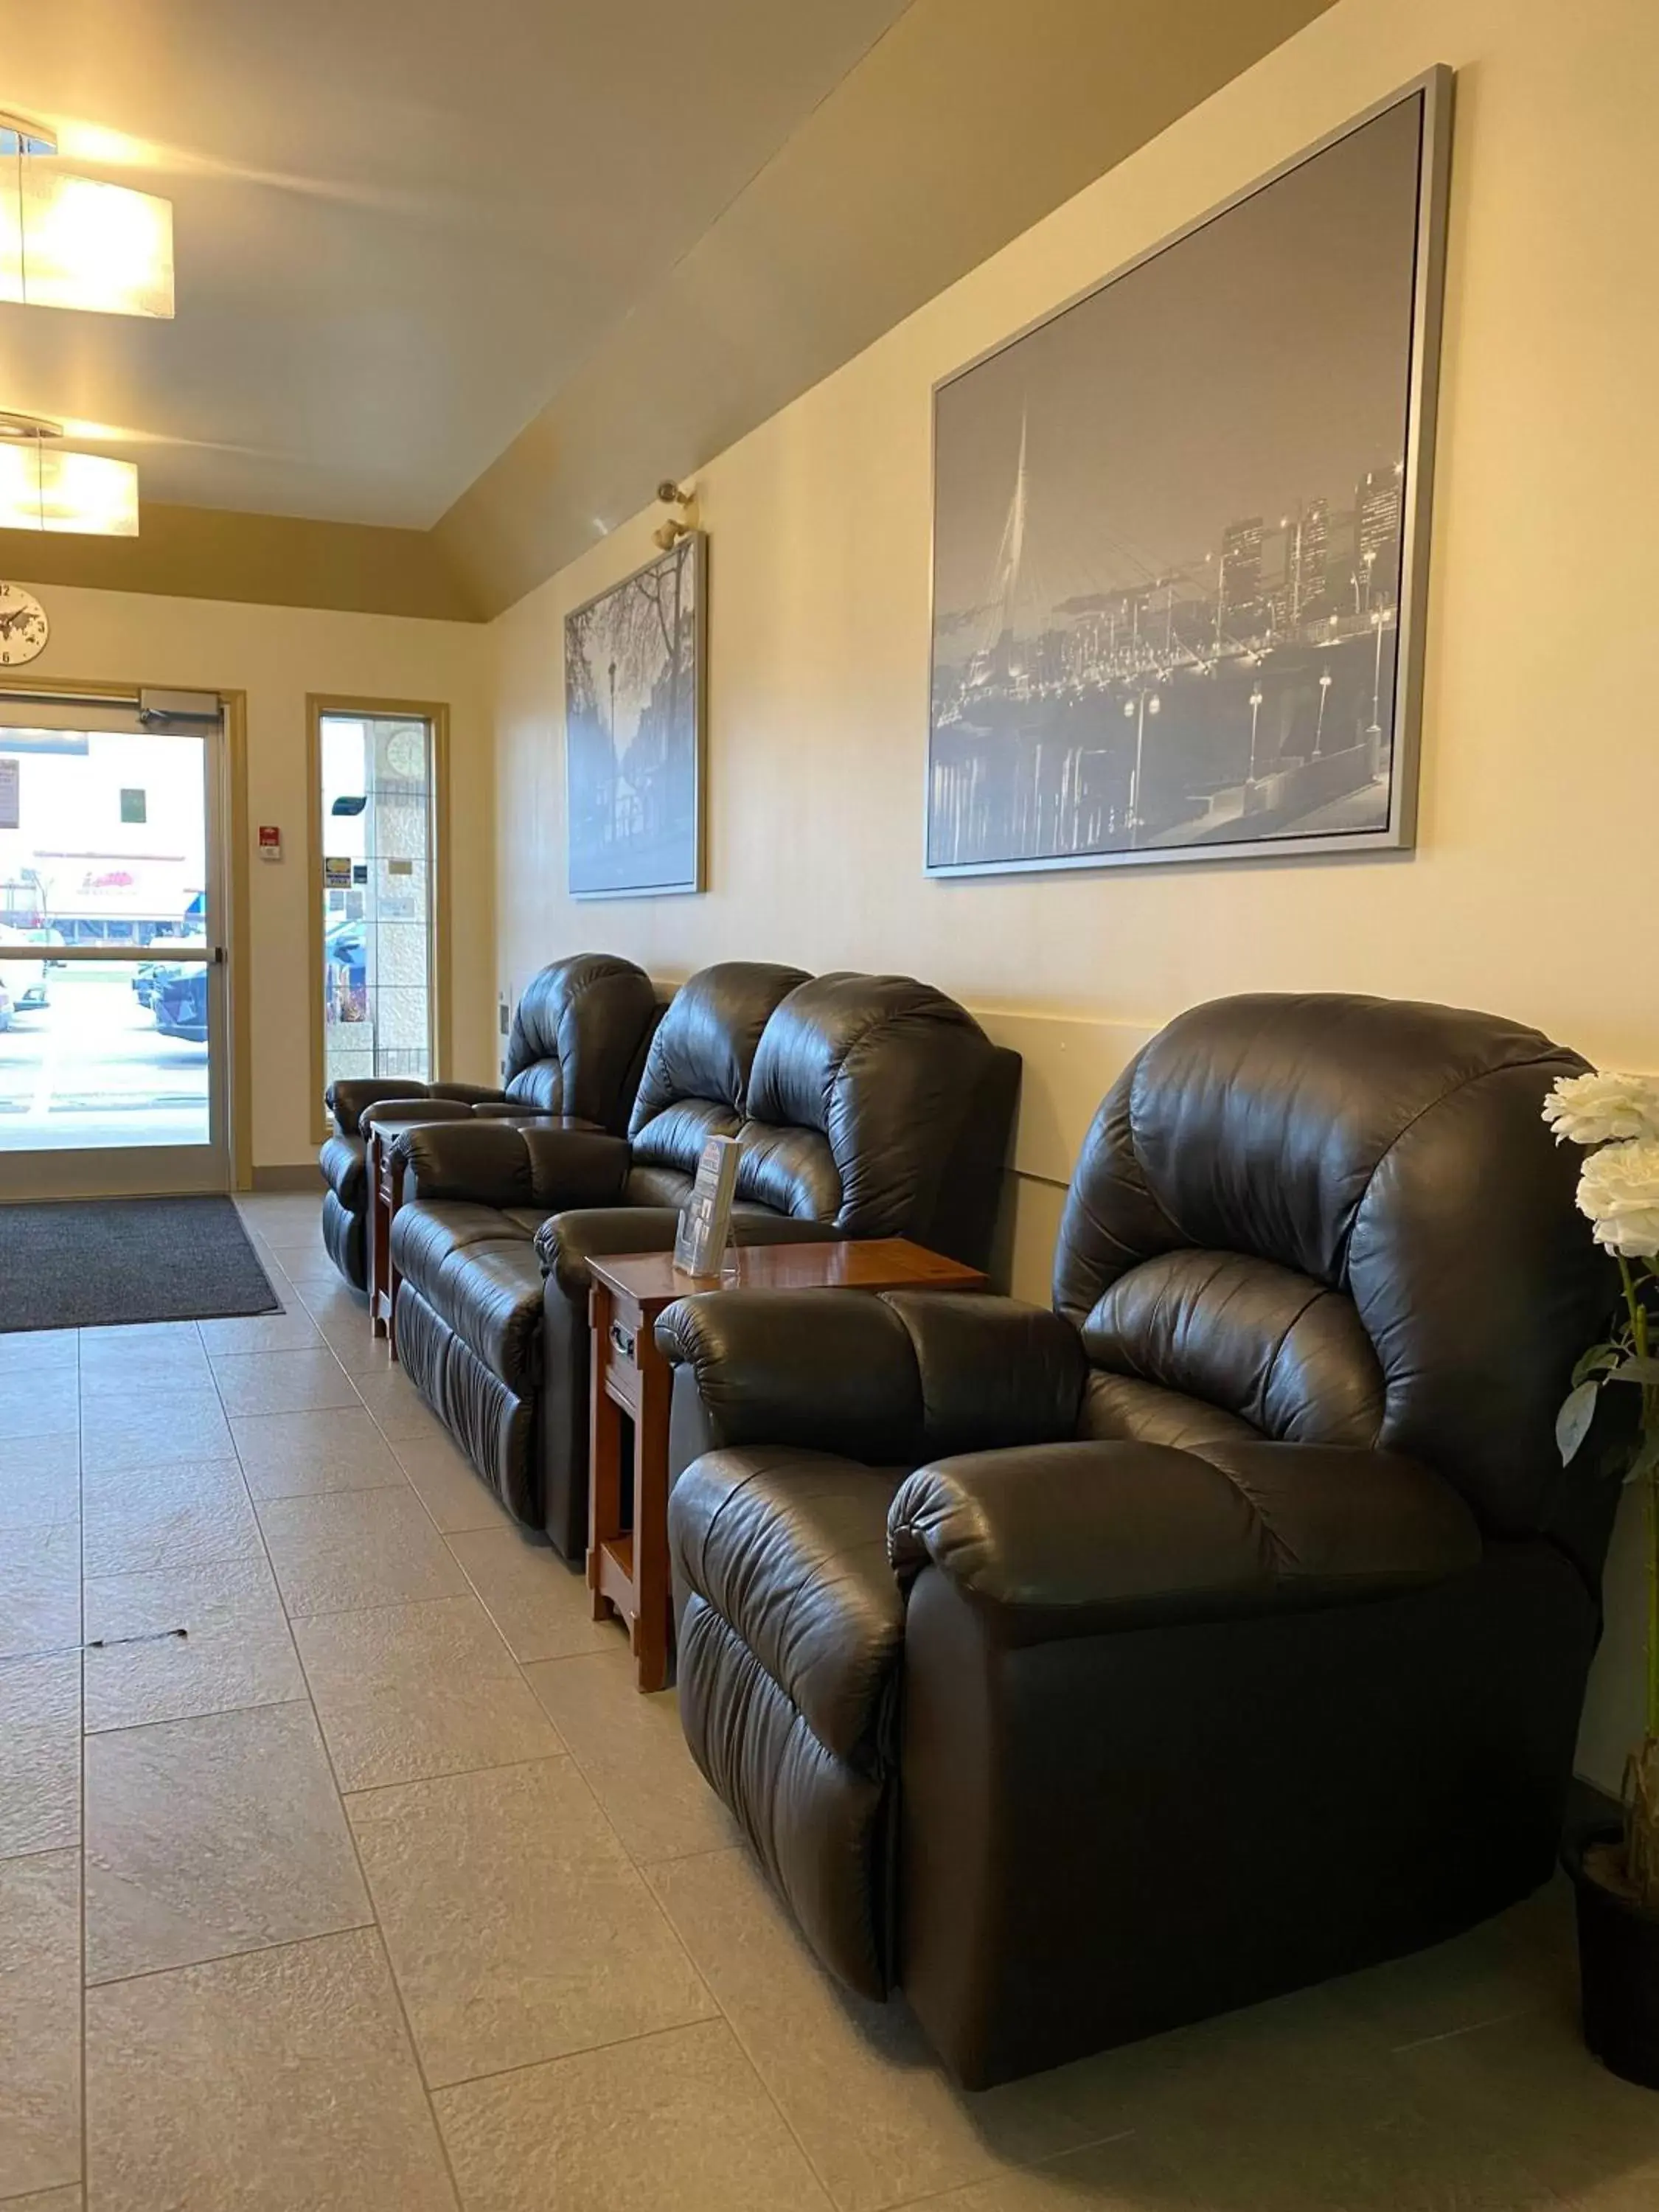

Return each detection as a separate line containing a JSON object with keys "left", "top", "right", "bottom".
{"left": 0, "top": 0, "right": 1336, "bottom": 619}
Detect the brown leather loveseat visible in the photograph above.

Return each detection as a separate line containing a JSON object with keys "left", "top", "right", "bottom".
{"left": 661, "top": 993, "right": 1619, "bottom": 2086}
{"left": 388, "top": 960, "right": 1020, "bottom": 1546}
{"left": 317, "top": 953, "right": 659, "bottom": 1292}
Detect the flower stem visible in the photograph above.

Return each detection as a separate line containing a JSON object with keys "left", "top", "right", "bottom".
{"left": 1624, "top": 1257, "right": 1659, "bottom": 1746}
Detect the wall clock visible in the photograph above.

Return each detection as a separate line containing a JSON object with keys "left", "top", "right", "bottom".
{"left": 383, "top": 724, "right": 427, "bottom": 780}
{"left": 0, "top": 582, "right": 48, "bottom": 667}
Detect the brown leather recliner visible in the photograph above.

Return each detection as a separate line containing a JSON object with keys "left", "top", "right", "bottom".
{"left": 316, "top": 953, "right": 660, "bottom": 1293}
{"left": 661, "top": 993, "right": 1621, "bottom": 2087}
{"left": 388, "top": 961, "right": 1022, "bottom": 1549}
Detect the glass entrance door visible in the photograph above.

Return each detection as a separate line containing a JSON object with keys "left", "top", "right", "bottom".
{"left": 0, "top": 695, "right": 229, "bottom": 1199}
{"left": 316, "top": 709, "right": 439, "bottom": 1108}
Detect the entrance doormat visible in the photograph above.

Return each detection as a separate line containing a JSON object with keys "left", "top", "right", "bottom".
{"left": 0, "top": 1196, "right": 282, "bottom": 1333}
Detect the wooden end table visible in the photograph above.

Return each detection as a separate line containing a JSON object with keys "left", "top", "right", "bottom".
{"left": 585, "top": 1237, "right": 988, "bottom": 1691}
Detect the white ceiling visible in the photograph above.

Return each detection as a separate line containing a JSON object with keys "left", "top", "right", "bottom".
{"left": 0, "top": 0, "right": 910, "bottom": 526}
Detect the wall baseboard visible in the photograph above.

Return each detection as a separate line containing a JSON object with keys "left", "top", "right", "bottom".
{"left": 250, "top": 1164, "right": 324, "bottom": 1194}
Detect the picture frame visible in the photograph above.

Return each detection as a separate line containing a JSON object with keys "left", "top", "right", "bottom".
{"left": 925, "top": 68, "right": 1453, "bottom": 877}
{"left": 564, "top": 529, "right": 707, "bottom": 898}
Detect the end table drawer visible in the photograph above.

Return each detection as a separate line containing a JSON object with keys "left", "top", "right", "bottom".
{"left": 604, "top": 1320, "right": 642, "bottom": 1413}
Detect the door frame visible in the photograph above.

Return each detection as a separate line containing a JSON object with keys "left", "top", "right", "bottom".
{"left": 305, "top": 694, "right": 452, "bottom": 1148}
{"left": 0, "top": 674, "right": 252, "bottom": 1192}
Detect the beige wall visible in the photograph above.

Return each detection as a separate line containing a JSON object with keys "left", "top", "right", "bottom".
{"left": 493, "top": 0, "right": 1658, "bottom": 1786}
{"left": 13, "top": 582, "right": 493, "bottom": 1171}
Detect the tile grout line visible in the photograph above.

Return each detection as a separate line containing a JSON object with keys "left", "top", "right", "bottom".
{"left": 88, "top": 1919, "right": 390, "bottom": 2000}
{"left": 217, "top": 1207, "right": 468, "bottom": 2211}
{"left": 337, "top": 1747, "right": 579, "bottom": 1804}
{"left": 62, "top": 1231, "right": 820, "bottom": 2204}
{"left": 341, "top": 1279, "right": 848, "bottom": 2199}
{"left": 292, "top": 1275, "right": 809, "bottom": 2191}
{"left": 81, "top": 1915, "right": 380, "bottom": 1996}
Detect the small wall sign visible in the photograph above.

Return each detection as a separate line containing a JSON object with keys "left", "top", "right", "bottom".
{"left": 257, "top": 825, "right": 282, "bottom": 861}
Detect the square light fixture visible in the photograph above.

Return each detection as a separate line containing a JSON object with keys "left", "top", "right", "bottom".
{"left": 0, "top": 115, "right": 174, "bottom": 318}
{"left": 0, "top": 414, "right": 139, "bottom": 535}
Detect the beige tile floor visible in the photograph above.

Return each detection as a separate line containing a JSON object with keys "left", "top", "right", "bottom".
{"left": 2, "top": 1190, "right": 1659, "bottom": 2209}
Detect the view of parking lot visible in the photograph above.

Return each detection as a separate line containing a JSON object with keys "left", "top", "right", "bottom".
{"left": 0, "top": 723, "right": 213, "bottom": 1158}
{"left": 0, "top": 961, "right": 210, "bottom": 1150}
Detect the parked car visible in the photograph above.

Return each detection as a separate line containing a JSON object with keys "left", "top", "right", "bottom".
{"left": 0, "top": 930, "right": 48, "bottom": 1012}
{"left": 150, "top": 964, "right": 208, "bottom": 1043}
{"left": 136, "top": 933, "right": 206, "bottom": 1009}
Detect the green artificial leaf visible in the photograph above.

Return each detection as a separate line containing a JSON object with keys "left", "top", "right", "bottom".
{"left": 1623, "top": 1433, "right": 1659, "bottom": 1487}
{"left": 1573, "top": 1344, "right": 1624, "bottom": 1387}
{"left": 1556, "top": 1379, "right": 1601, "bottom": 1466}
{"left": 1610, "top": 1357, "right": 1659, "bottom": 1386}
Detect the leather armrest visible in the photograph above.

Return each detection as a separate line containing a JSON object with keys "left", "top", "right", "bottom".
{"left": 880, "top": 1293, "right": 1086, "bottom": 1456}
{"left": 888, "top": 1439, "right": 1482, "bottom": 1646}
{"left": 391, "top": 1119, "right": 536, "bottom": 1207}
{"left": 656, "top": 1288, "right": 1085, "bottom": 1464}
{"left": 656, "top": 1289, "right": 925, "bottom": 1464}
{"left": 472, "top": 1103, "right": 599, "bottom": 1123}
{"left": 361, "top": 1097, "right": 477, "bottom": 1132}
{"left": 431, "top": 1082, "right": 511, "bottom": 1105}
{"left": 391, "top": 1119, "right": 630, "bottom": 1210}
{"left": 326, "top": 1077, "right": 505, "bottom": 1135}
{"left": 518, "top": 1125, "right": 632, "bottom": 1209}
{"left": 327, "top": 1077, "right": 432, "bottom": 1135}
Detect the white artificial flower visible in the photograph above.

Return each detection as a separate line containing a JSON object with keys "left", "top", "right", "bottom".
{"left": 1543, "top": 1070, "right": 1659, "bottom": 1149}
{"left": 1576, "top": 1137, "right": 1659, "bottom": 1259}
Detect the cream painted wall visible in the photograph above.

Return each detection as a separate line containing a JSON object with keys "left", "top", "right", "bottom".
{"left": 13, "top": 582, "right": 493, "bottom": 1171}
{"left": 492, "top": 0, "right": 1658, "bottom": 1787}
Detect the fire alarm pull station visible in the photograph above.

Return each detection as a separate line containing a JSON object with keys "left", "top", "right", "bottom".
{"left": 258, "top": 826, "right": 282, "bottom": 862}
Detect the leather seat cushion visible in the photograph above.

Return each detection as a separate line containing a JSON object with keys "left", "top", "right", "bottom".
{"left": 434, "top": 1239, "right": 546, "bottom": 1391}
{"left": 319, "top": 1133, "right": 366, "bottom": 1208}
{"left": 392, "top": 1200, "right": 536, "bottom": 1298}
{"left": 667, "top": 1446, "right": 908, "bottom": 1772}
{"left": 391, "top": 1202, "right": 546, "bottom": 1391}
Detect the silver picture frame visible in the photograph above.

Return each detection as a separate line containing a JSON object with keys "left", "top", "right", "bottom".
{"left": 565, "top": 529, "right": 708, "bottom": 900}
{"left": 925, "top": 68, "right": 1453, "bottom": 878}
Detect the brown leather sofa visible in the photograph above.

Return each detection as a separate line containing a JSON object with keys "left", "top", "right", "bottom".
{"left": 317, "top": 953, "right": 659, "bottom": 1292}
{"left": 388, "top": 960, "right": 1021, "bottom": 1547}
{"left": 661, "top": 993, "right": 1621, "bottom": 2087}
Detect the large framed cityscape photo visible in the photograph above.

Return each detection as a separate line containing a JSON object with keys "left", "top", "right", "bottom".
{"left": 565, "top": 529, "right": 706, "bottom": 897}
{"left": 926, "top": 70, "right": 1452, "bottom": 877}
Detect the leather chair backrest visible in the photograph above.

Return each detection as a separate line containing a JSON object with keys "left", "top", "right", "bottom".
{"left": 502, "top": 953, "right": 659, "bottom": 1131}
{"left": 739, "top": 972, "right": 1001, "bottom": 1233}
{"left": 627, "top": 962, "right": 810, "bottom": 1192}
{"left": 1051, "top": 992, "right": 1611, "bottom": 1537}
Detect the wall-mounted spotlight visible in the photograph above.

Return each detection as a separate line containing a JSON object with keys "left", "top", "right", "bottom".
{"left": 653, "top": 478, "right": 699, "bottom": 552}
{"left": 0, "top": 113, "right": 175, "bottom": 318}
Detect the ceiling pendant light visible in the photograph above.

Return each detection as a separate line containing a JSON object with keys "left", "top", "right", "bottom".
{"left": 0, "top": 413, "right": 139, "bottom": 535}
{"left": 0, "top": 114, "right": 173, "bottom": 318}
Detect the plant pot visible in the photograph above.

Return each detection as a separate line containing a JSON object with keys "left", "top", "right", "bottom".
{"left": 1565, "top": 1821, "right": 1659, "bottom": 2088}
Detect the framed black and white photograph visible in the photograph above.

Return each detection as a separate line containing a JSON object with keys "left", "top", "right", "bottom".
{"left": 927, "top": 69, "right": 1451, "bottom": 877}
{"left": 565, "top": 531, "right": 706, "bottom": 897}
